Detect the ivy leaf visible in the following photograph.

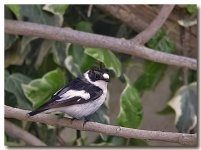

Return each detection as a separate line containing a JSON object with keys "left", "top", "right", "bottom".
{"left": 34, "top": 40, "right": 52, "bottom": 69}
{"left": 5, "top": 34, "right": 18, "bottom": 50}
{"left": 168, "top": 82, "right": 197, "bottom": 133}
{"left": 5, "top": 71, "right": 32, "bottom": 109}
{"left": 52, "top": 41, "right": 67, "bottom": 66}
{"left": 134, "top": 62, "right": 167, "bottom": 94}
{"left": 64, "top": 21, "right": 96, "bottom": 74}
{"left": 68, "top": 44, "right": 96, "bottom": 73}
{"left": 185, "top": 5, "right": 197, "bottom": 15}
{"left": 128, "top": 139, "right": 148, "bottom": 146}
{"left": 85, "top": 48, "right": 122, "bottom": 77}
{"left": 117, "top": 75, "right": 143, "bottom": 128}
{"left": 64, "top": 55, "right": 81, "bottom": 77}
{"left": 5, "top": 6, "right": 19, "bottom": 50}
{"left": 135, "top": 29, "right": 175, "bottom": 94}
{"left": 76, "top": 21, "right": 93, "bottom": 33}
{"left": 43, "top": 5, "right": 68, "bottom": 25}
{"left": 6, "top": 4, "right": 21, "bottom": 19}
{"left": 22, "top": 68, "right": 66, "bottom": 108}
{"left": 5, "top": 42, "right": 29, "bottom": 68}
{"left": 20, "top": 5, "right": 59, "bottom": 26}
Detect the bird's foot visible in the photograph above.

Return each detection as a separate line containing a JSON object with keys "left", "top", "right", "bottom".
{"left": 70, "top": 118, "right": 76, "bottom": 124}
{"left": 82, "top": 117, "right": 90, "bottom": 128}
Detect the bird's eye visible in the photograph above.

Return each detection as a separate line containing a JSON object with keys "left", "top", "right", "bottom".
{"left": 95, "top": 74, "right": 100, "bottom": 79}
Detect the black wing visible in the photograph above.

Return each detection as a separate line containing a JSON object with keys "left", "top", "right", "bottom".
{"left": 28, "top": 76, "right": 103, "bottom": 116}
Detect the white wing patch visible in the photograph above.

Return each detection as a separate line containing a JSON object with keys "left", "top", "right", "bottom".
{"left": 56, "top": 90, "right": 90, "bottom": 101}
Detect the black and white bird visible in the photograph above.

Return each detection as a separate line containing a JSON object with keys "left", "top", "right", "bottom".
{"left": 28, "top": 67, "right": 110, "bottom": 120}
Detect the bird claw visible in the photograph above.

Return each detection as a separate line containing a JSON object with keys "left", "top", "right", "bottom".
{"left": 70, "top": 118, "right": 76, "bottom": 124}
{"left": 69, "top": 117, "right": 90, "bottom": 128}
{"left": 82, "top": 117, "right": 90, "bottom": 128}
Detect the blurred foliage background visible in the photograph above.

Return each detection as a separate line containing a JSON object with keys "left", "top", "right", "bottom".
{"left": 5, "top": 4, "right": 197, "bottom": 146}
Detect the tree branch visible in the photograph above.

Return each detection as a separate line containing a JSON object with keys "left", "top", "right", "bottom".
{"left": 5, "top": 19, "right": 197, "bottom": 70}
{"left": 5, "top": 105, "right": 197, "bottom": 146}
{"left": 132, "top": 5, "right": 175, "bottom": 45}
{"left": 95, "top": 5, "right": 197, "bottom": 57}
{"left": 5, "top": 120, "right": 46, "bottom": 146}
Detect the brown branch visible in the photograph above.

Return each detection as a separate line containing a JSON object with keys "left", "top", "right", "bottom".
{"left": 5, "top": 105, "right": 197, "bottom": 146}
{"left": 96, "top": 5, "right": 197, "bottom": 58}
{"left": 5, "top": 120, "right": 46, "bottom": 146}
{"left": 5, "top": 19, "right": 197, "bottom": 70}
{"left": 132, "top": 5, "right": 175, "bottom": 45}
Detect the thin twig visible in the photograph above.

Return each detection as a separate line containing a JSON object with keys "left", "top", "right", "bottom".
{"left": 5, "top": 20, "right": 197, "bottom": 70}
{"left": 132, "top": 5, "right": 175, "bottom": 45}
{"left": 5, "top": 105, "right": 197, "bottom": 146}
{"left": 87, "top": 5, "right": 93, "bottom": 17}
{"left": 5, "top": 120, "right": 46, "bottom": 146}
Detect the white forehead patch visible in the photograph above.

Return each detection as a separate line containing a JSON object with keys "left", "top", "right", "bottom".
{"left": 103, "top": 73, "right": 109, "bottom": 79}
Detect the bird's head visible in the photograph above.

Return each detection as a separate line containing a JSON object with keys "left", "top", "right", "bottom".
{"left": 88, "top": 66, "right": 110, "bottom": 83}
{"left": 84, "top": 66, "right": 110, "bottom": 89}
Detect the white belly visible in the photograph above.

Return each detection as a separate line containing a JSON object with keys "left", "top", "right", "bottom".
{"left": 52, "top": 91, "right": 107, "bottom": 119}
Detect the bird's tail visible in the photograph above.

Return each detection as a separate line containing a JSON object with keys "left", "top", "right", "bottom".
{"left": 27, "top": 108, "right": 48, "bottom": 116}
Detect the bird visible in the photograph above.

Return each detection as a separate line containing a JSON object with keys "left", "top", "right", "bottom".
{"left": 27, "top": 67, "right": 110, "bottom": 120}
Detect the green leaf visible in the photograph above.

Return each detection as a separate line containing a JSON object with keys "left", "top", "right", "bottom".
{"left": 37, "top": 53, "right": 59, "bottom": 77}
{"left": 185, "top": 5, "right": 197, "bottom": 14}
{"left": 5, "top": 72, "right": 32, "bottom": 109}
{"left": 22, "top": 68, "right": 66, "bottom": 108}
{"left": 67, "top": 44, "right": 96, "bottom": 73}
{"left": 85, "top": 48, "right": 122, "bottom": 77}
{"left": 5, "top": 91, "right": 17, "bottom": 107}
{"left": 34, "top": 40, "right": 52, "bottom": 69}
{"left": 64, "top": 55, "right": 81, "bottom": 77}
{"left": 5, "top": 44, "right": 27, "bottom": 68}
{"left": 20, "top": 5, "right": 59, "bottom": 26}
{"left": 134, "top": 62, "right": 167, "bottom": 94}
{"left": 5, "top": 34, "right": 18, "bottom": 50}
{"left": 76, "top": 21, "right": 93, "bottom": 33}
{"left": 6, "top": 4, "right": 21, "bottom": 19}
{"left": 170, "top": 69, "right": 197, "bottom": 94}
{"left": 147, "top": 29, "right": 175, "bottom": 53}
{"left": 20, "top": 36, "right": 38, "bottom": 54}
{"left": 135, "top": 29, "right": 175, "bottom": 94}
{"left": 110, "top": 137, "right": 126, "bottom": 146}
{"left": 117, "top": 75, "right": 143, "bottom": 128}
{"left": 52, "top": 41, "right": 67, "bottom": 66}
{"left": 128, "top": 139, "right": 148, "bottom": 146}
{"left": 43, "top": 4, "right": 68, "bottom": 15}
{"left": 168, "top": 82, "right": 197, "bottom": 133}
{"left": 43, "top": 5, "right": 68, "bottom": 25}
